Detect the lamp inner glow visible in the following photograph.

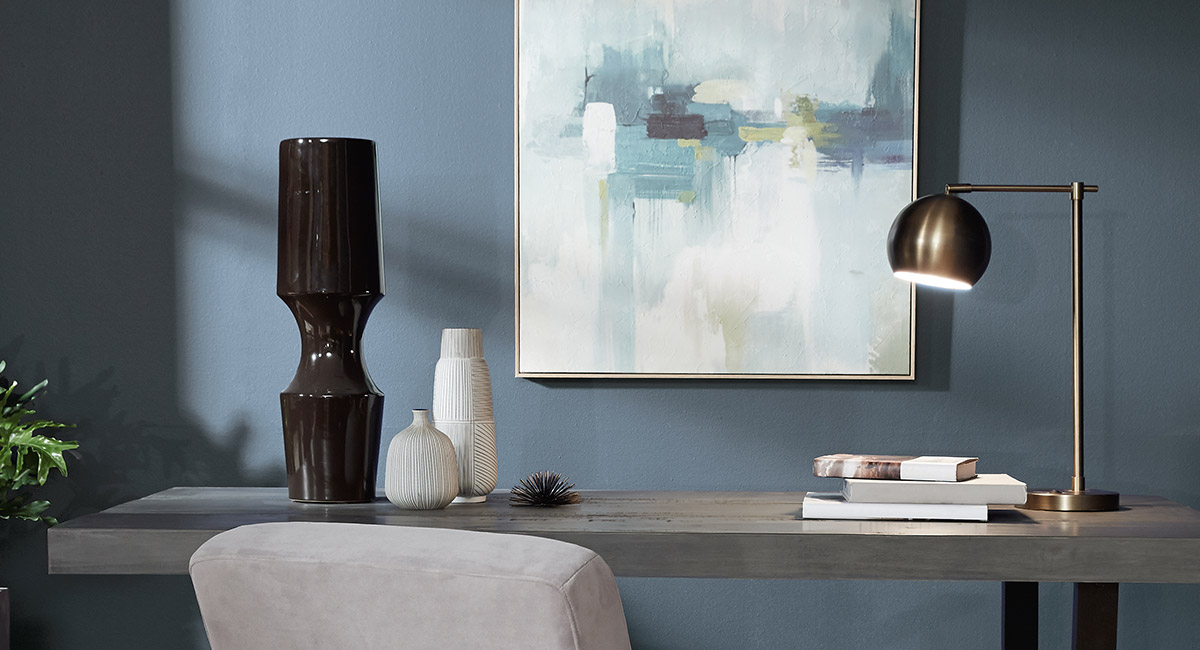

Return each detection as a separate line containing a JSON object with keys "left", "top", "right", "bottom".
{"left": 893, "top": 271, "right": 973, "bottom": 291}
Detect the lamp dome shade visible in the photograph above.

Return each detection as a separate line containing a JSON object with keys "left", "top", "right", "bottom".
{"left": 887, "top": 194, "right": 992, "bottom": 290}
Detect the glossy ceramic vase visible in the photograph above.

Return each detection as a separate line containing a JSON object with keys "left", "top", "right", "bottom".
{"left": 385, "top": 410, "right": 460, "bottom": 510}
{"left": 433, "top": 328, "right": 498, "bottom": 503}
{"left": 277, "top": 137, "right": 385, "bottom": 503}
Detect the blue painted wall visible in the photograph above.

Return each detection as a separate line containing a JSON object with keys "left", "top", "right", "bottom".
{"left": 2, "top": 1, "right": 1198, "bottom": 647}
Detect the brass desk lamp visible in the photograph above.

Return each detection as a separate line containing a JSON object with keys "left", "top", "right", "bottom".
{"left": 887, "top": 182, "right": 1119, "bottom": 512}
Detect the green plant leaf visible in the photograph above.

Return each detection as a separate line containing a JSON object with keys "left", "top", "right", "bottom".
{"left": 4, "top": 428, "right": 78, "bottom": 483}
{"left": 0, "top": 381, "right": 14, "bottom": 417}
{"left": 14, "top": 379, "right": 47, "bottom": 408}
{"left": 0, "top": 498, "right": 55, "bottom": 524}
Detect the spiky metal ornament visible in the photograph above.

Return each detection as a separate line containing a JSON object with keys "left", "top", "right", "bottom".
{"left": 509, "top": 471, "right": 581, "bottom": 507}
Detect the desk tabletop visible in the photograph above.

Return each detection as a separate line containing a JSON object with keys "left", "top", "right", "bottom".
{"left": 47, "top": 488, "right": 1200, "bottom": 582}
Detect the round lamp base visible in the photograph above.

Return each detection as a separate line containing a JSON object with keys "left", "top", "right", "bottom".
{"left": 1021, "top": 489, "right": 1120, "bottom": 512}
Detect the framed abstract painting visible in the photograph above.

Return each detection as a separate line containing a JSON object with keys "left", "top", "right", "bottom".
{"left": 516, "top": 0, "right": 919, "bottom": 378}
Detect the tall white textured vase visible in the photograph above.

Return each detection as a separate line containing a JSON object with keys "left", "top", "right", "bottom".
{"left": 385, "top": 409, "right": 459, "bottom": 510}
{"left": 433, "top": 328, "right": 499, "bottom": 504}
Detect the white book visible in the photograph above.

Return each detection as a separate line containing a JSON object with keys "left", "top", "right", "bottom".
{"left": 801, "top": 492, "right": 988, "bottom": 521}
{"left": 841, "top": 474, "right": 1028, "bottom": 506}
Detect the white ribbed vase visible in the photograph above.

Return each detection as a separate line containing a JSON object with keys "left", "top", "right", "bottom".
{"left": 385, "top": 410, "right": 459, "bottom": 510}
{"left": 433, "top": 328, "right": 498, "bottom": 504}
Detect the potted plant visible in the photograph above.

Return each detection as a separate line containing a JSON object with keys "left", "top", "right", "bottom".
{"left": 0, "top": 360, "right": 76, "bottom": 648}
{"left": 0, "top": 360, "right": 77, "bottom": 526}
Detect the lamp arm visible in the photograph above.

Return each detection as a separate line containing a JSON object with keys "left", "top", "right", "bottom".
{"left": 945, "top": 183, "right": 1098, "bottom": 194}
{"left": 943, "top": 181, "right": 1097, "bottom": 495}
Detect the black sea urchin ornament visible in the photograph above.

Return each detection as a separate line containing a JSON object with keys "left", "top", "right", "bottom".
{"left": 509, "top": 471, "right": 581, "bottom": 507}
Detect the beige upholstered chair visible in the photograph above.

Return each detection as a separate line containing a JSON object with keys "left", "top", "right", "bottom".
{"left": 190, "top": 522, "right": 632, "bottom": 650}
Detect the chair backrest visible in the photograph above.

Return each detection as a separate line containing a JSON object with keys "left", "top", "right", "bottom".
{"left": 190, "top": 522, "right": 632, "bottom": 650}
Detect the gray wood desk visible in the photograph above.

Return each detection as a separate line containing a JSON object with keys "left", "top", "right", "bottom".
{"left": 48, "top": 489, "right": 1200, "bottom": 649}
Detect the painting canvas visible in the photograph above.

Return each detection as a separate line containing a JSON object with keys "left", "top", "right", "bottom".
{"left": 516, "top": 0, "right": 918, "bottom": 378}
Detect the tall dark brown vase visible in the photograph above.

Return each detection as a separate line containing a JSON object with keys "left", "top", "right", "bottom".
{"left": 277, "top": 137, "right": 384, "bottom": 503}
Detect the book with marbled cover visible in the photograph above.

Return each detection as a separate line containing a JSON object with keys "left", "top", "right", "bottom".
{"left": 812, "top": 454, "right": 977, "bottom": 482}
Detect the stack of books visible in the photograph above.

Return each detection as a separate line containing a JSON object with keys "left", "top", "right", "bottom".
{"left": 801, "top": 454, "right": 1027, "bottom": 521}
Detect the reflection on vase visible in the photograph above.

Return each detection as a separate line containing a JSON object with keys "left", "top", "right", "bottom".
{"left": 433, "top": 328, "right": 498, "bottom": 503}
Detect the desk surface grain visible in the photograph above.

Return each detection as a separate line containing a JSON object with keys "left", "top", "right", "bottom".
{"left": 47, "top": 488, "right": 1200, "bottom": 582}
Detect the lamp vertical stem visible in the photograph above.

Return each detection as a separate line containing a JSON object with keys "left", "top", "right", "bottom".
{"left": 1071, "top": 181, "right": 1085, "bottom": 493}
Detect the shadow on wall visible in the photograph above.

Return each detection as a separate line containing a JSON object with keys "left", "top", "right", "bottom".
{"left": 0, "top": 1, "right": 276, "bottom": 647}
{"left": 0, "top": 350, "right": 282, "bottom": 649}
{"left": 0, "top": 344, "right": 283, "bottom": 517}
{"left": 395, "top": 215, "right": 507, "bottom": 321}
{"left": 178, "top": 157, "right": 509, "bottom": 327}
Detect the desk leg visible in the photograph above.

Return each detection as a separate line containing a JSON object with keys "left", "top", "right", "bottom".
{"left": 1002, "top": 582, "right": 1038, "bottom": 650}
{"left": 1073, "top": 582, "right": 1118, "bottom": 650}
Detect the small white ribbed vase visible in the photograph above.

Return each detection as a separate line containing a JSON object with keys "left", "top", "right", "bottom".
{"left": 433, "top": 328, "right": 498, "bottom": 504}
{"left": 385, "top": 409, "right": 459, "bottom": 510}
